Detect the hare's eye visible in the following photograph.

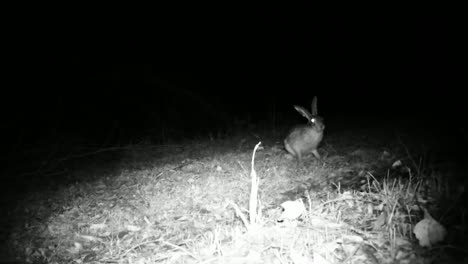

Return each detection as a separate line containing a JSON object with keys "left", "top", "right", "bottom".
{"left": 311, "top": 118, "right": 316, "bottom": 123}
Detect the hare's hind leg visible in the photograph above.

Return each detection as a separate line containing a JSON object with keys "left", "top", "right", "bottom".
{"left": 312, "top": 149, "right": 327, "bottom": 166}
{"left": 285, "top": 143, "right": 298, "bottom": 159}
{"left": 285, "top": 143, "right": 302, "bottom": 167}
{"left": 311, "top": 149, "right": 321, "bottom": 160}
{"left": 295, "top": 152, "right": 303, "bottom": 167}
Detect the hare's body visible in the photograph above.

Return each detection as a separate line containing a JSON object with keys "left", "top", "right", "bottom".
{"left": 284, "top": 97, "right": 325, "bottom": 163}
{"left": 284, "top": 124, "right": 324, "bottom": 161}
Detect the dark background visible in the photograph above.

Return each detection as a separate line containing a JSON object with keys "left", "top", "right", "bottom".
{"left": 2, "top": 13, "right": 464, "bottom": 172}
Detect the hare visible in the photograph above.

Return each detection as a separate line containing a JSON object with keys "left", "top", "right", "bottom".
{"left": 284, "top": 96, "right": 325, "bottom": 163}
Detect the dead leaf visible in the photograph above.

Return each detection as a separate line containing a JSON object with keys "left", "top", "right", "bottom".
{"left": 367, "top": 203, "right": 374, "bottom": 215}
{"left": 341, "top": 191, "right": 353, "bottom": 199}
{"left": 373, "top": 211, "right": 387, "bottom": 230}
{"left": 290, "top": 249, "right": 312, "bottom": 264}
{"left": 380, "top": 150, "right": 391, "bottom": 160}
{"left": 79, "top": 234, "right": 101, "bottom": 242}
{"left": 313, "top": 252, "right": 332, "bottom": 264}
{"left": 321, "top": 241, "right": 340, "bottom": 252}
{"left": 309, "top": 217, "right": 343, "bottom": 229}
{"left": 117, "top": 230, "right": 130, "bottom": 239}
{"left": 342, "top": 235, "right": 364, "bottom": 243}
{"left": 392, "top": 160, "right": 402, "bottom": 168}
{"left": 126, "top": 225, "right": 141, "bottom": 232}
{"left": 89, "top": 223, "right": 107, "bottom": 231}
{"left": 341, "top": 243, "right": 360, "bottom": 257}
{"left": 394, "top": 237, "right": 411, "bottom": 247}
{"left": 279, "top": 200, "right": 306, "bottom": 221}
{"left": 66, "top": 242, "right": 83, "bottom": 255}
{"left": 83, "top": 251, "right": 98, "bottom": 262}
{"left": 413, "top": 209, "right": 447, "bottom": 247}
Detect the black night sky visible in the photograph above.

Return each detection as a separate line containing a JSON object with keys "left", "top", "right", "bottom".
{"left": 2, "top": 13, "right": 465, "bottom": 185}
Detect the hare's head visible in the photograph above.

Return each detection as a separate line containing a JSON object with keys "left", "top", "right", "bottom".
{"left": 284, "top": 96, "right": 325, "bottom": 162}
{"left": 293, "top": 96, "right": 325, "bottom": 132}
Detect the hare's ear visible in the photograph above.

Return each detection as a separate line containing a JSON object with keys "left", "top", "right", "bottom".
{"left": 311, "top": 96, "right": 318, "bottom": 115}
{"left": 294, "top": 105, "right": 312, "bottom": 120}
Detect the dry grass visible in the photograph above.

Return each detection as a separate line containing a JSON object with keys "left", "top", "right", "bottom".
{"left": 3, "top": 130, "right": 466, "bottom": 263}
